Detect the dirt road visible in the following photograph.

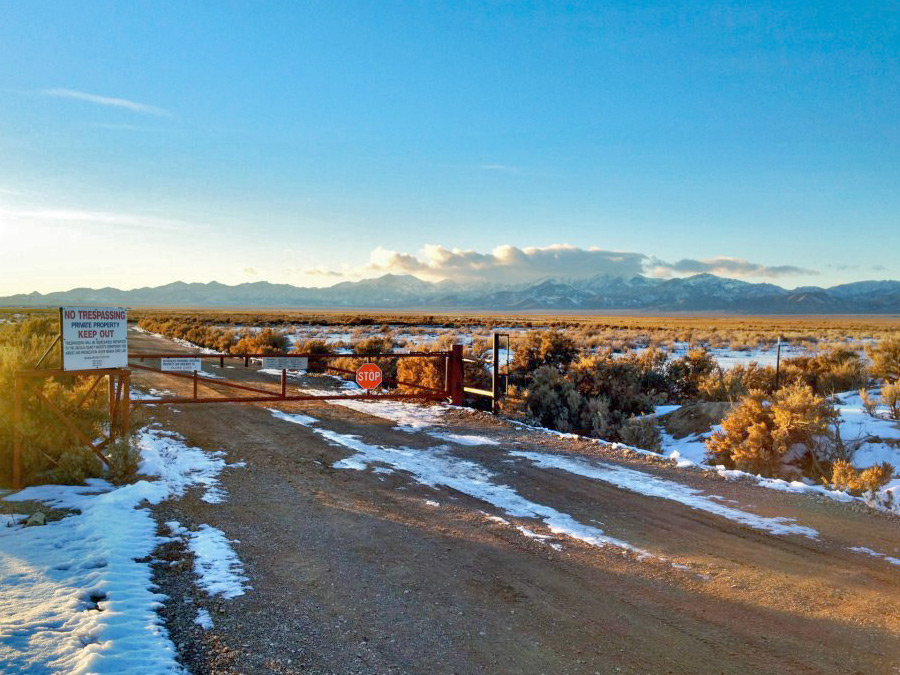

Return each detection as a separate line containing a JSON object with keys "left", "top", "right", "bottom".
{"left": 130, "top": 330, "right": 900, "bottom": 674}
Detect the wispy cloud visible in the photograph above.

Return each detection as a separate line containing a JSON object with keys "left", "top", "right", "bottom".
{"left": 480, "top": 163, "right": 521, "bottom": 173}
{"left": 648, "top": 256, "right": 817, "bottom": 279}
{"left": 0, "top": 207, "right": 194, "bottom": 232}
{"left": 41, "top": 88, "right": 170, "bottom": 116}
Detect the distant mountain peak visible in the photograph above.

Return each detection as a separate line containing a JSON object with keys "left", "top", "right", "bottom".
{"left": 1, "top": 273, "right": 899, "bottom": 313}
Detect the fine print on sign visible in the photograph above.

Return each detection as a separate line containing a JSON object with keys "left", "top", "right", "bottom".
{"left": 356, "top": 363, "right": 383, "bottom": 390}
{"left": 60, "top": 307, "right": 128, "bottom": 371}
{"left": 161, "top": 357, "right": 203, "bottom": 372}
{"left": 261, "top": 357, "right": 309, "bottom": 370}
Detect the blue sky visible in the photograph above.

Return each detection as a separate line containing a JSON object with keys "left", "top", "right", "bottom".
{"left": 1, "top": 1, "right": 897, "bottom": 294}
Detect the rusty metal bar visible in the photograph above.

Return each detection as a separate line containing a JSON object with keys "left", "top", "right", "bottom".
{"left": 128, "top": 351, "right": 448, "bottom": 359}
{"left": 29, "top": 383, "right": 110, "bottom": 467}
{"left": 281, "top": 369, "right": 287, "bottom": 397}
{"left": 193, "top": 370, "right": 198, "bottom": 400}
{"left": 34, "top": 334, "right": 61, "bottom": 369}
{"left": 129, "top": 362, "right": 278, "bottom": 396}
{"left": 76, "top": 374, "right": 105, "bottom": 409}
{"left": 321, "top": 364, "right": 447, "bottom": 395}
{"left": 133, "top": 391, "right": 443, "bottom": 405}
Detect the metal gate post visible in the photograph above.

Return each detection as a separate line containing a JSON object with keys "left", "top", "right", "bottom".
{"left": 491, "top": 332, "right": 501, "bottom": 414}
{"left": 448, "top": 344, "right": 464, "bottom": 405}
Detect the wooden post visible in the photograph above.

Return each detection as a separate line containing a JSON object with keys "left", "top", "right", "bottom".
{"left": 219, "top": 355, "right": 225, "bottom": 368}
{"left": 108, "top": 372, "right": 120, "bottom": 441}
{"left": 193, "top": 370, "right": 198, "bottom": 399}
{"left": 121, "top": 369, "right": 131, "bottom": 436}
{"left": 447, "top": 344, "right": 464, "bottom": 406}
{"left": 108, "top": 372, "right": 116, "bottom": 413}
{"left": 281, "top": 369, "right": 287, "bottom": 398}
{"left": 13, "top": 374, "right": 23, "bottom": 489}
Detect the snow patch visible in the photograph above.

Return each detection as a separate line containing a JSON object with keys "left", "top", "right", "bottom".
{"left": 511, "top": 451, "right": 818, "bottom": 539}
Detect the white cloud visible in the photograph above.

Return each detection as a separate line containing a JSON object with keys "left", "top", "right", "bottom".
{"left": 365, "top": 244, "right": 648, "bottom": 283}
{"left": 42, "top": 88, "right": 170, "bottom": 116}
{"left": 360, "top": 244, "right": 817, "bottom": 284}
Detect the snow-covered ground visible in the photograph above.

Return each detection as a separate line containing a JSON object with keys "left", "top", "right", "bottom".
{"left": 0, "top": 426, "right": 246, "bottom": 673}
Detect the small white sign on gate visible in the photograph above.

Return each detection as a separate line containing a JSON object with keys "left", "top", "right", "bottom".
{"left": 261, "top": 357, "right": 309, "bottom": 370}
{"left": 60, "top": 307, "right": 128, "bottom": 371}
{"left": 161, "top": 357, "right": 203, "bottom": 372}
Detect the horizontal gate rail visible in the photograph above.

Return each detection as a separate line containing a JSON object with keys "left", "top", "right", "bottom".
{"left": 126, "top": 348, "right": 461, "bottom": 405}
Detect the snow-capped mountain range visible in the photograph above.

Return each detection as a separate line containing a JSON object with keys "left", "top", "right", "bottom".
{"left": 3, "top": 274, "right": 900, "bottom": 313}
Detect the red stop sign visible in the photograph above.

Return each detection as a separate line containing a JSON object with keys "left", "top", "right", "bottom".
{"left": 356, "top": 363, "right": 383, "bottom": 389}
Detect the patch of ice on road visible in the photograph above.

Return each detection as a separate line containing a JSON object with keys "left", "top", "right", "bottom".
{"left": 511, "top": 451, "right": 818, "bottom": 539}
{"left": 311, "top": 428, "right": 648, "bottom": 557}
{"left": 194, "top": 608, "right": 213, "bottom": 630}
{"left": 266, "top": 408, "right": 318, "bottom": 427}
{"left": 427, "top": 430, "right": 499, "bottom": 446}
{"left": 168, "top": 522, "right": 249, "bottom": 599}
{"left": 847, "top": 546, "right": 900, "bottom": 566}
{"left": 0, "top": 424, "right": 237, "bottom": 673}
{"left": 516, "top": 525, "right": 562, "bottom": 549}
{"left": 330, "top": 398, "right": 446, "bottom": 431}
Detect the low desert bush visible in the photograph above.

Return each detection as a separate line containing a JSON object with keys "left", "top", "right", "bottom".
{"left": 829, "top": 459, "right": 895, "bottom": 495}
{"left": 706, "top": 384, "right": 838, "bottom": 478}
{"left": 619, "top": 415, "right": 662, "bottom": 451}
{"left": 511, "top": 330, "right": 579, "bottom": 379}
{"left": 868, "top": 335, "right": 900, "bottom": 384}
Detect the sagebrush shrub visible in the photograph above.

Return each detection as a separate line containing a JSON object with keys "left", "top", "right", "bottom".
{"left": 830, "top": 459, "right": 894, "bottom": 495}
{"left": 706, "top": 385, "right": 838, "bottom": 478}
{"left": 881, "top": 381, "right": 900, "bottom": 420}
{"left": 868, "top": 335, "right": 900, "bottom": 384}
{"left": 619, "top": 415, "right": 662, "bottom": 451}
{"left": 511, "top": 330, "right": 579, "bottom": 378}
{"left": 525, "top": 366, "right": 583, "bottom": 433}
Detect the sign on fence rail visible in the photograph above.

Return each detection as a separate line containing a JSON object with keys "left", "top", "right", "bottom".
{"left": 161, "top": 357, "right": 203, "bottom": 372}
{"left": 60, "top": 307, "right": 128, "bottom": 371}
{"left": 261, "top": 357, "right": 309, "bottom": 370}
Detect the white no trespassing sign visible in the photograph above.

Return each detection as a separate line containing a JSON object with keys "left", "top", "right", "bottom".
{"left": 161, "top": 357, "right": 203, "bottom": 372}
{"left": 60, "top": 307, "right": 128, "bottom": 371}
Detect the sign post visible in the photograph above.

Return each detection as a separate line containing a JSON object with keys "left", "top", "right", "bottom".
{"left": 59, "top": 307, "right": 128, "bottom": 371}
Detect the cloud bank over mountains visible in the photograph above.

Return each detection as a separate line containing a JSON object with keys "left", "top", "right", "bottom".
{"left": 361, "top": 244, "right": 816, "bottom": 285}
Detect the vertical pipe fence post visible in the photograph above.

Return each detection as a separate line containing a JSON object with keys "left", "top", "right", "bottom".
{"left": 491, "top": 332, "right": 501, "bottom": 414}
{"left": 281, "top": 369, "right": 287, "bottom": 398}
{"left": 193, "top": 370, "right": 198, "bottom": 400}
